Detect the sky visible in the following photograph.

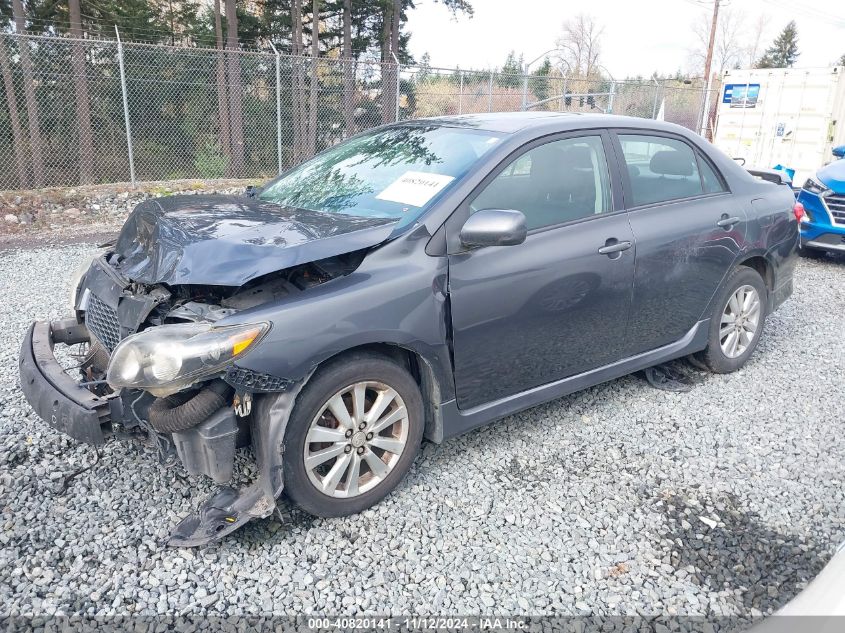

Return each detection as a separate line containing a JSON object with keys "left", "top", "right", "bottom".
{"left": 406, "top": 0, "right": 845, "bottom": 77}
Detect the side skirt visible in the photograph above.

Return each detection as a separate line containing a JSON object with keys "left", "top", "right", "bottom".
{"left": 437, "top": 319, "right": 710, "bottom": 442}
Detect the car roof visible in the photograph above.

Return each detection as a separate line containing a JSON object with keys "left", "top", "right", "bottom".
{"left": 404, "top": 111, "right": 692, "bottom": 137}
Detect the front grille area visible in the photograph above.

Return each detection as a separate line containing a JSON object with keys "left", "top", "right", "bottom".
{"left": 826, "top": 193, "right": 845, "bottom": 225}
{"left": 85, "top": 294, "right": 121, "bottom": 351}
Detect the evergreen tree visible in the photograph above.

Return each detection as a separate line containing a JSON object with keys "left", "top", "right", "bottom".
{"left": 418, "top": 51, "right": 431, "bottom": 82}
{"left": 499, "top": 50, "right": 522, "bottom": 88}
{"left": 757, "top": 21, "right": 799, "bottom": 68}
{"left": 0, "top": 0, "right": 475, "bottom": 186}
{"left": 529, "top": 57, "right": 552, "bottom": 103}
{"left": 0, "top": 0, "right": 11, "bottom": 27}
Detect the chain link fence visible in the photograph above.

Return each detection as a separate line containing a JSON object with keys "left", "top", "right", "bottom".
{"left": 0, "top": 32, "right": 719, "bottom": 190}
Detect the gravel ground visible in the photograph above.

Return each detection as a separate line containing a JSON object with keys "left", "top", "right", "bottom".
{"left": 0, "top": 244, "right": 843, "bottom": 622}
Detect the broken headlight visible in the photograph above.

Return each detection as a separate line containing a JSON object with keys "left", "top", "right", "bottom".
{"left": 802, "top": 176, "right": 830, "bottom": 197}
{"left": 106, "top": 322, "right": 269, "bottom": 396}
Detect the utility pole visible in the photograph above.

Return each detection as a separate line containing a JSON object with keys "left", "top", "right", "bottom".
{"left": 699, "top": 0, "right": 720, "bottom": 137}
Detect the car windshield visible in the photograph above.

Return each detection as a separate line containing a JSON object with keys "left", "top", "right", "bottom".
{"left": 259, "top": 125, "right": 502, "bottom": 224}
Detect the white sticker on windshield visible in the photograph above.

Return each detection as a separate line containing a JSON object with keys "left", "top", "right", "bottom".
{"left": 375, "top": 171, "right": 455, "bottom": 207}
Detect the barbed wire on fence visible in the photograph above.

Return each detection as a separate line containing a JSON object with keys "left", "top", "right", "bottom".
{"left": 0, "top": 32, "right": 720, "bottom": 190}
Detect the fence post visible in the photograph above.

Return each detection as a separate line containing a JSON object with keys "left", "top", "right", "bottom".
{"left": 269, "top": 42, "right": 283, "bottom": 175}
{"left": 391, "top": 53, "right": 401, "bottom": 123}
{"left": 607, "top": 81, "right": 616, "bottom": 114}
{"left": 651, "top": 78, "right": 660, "bottom": 119}
{"left": 488, "top": 71, "right": 493, "bottom": 112}
{"left": 115, "top": 27, "right": 136, "bottom": 188}
{"left": 521, "top": 73, "right": 529, "bottom": 111}
{"left": 561, "top": 75, "right": 568, "bottom": 111}
{"left": 458, "top": 72, "right": 463, "bottom": 115}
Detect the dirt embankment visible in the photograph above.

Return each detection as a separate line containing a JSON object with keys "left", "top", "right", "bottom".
{"left": 0, "top": 178, "right": 258, "bottom": 250}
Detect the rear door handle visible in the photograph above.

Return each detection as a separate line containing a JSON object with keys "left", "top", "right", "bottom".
{"left": 716, "top": 215, "right": 741, "bottom": 229}
{"left": 597, "top": 240, "right": 632, "bottom": 256}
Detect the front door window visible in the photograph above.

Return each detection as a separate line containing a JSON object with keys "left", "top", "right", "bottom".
{"left": 470, "top": 135, "right": 612, "bottom": 230}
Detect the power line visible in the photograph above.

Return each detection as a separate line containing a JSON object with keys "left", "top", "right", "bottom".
{"left": 759, "top": 0, "right": 845, "bottom": 27}
{"left": 680, "top": 0, "right": 732, "bottom": 8}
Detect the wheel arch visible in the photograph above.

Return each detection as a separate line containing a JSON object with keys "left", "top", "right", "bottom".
{"left": 248, "top": 338, "right": 448, "bottom": 512}
{"left": 304, "top": 342, "right": 448, "bottom": 444}
{"left": 737, "top": 253, "right": 775, "bottom": 311}
{"left": 697, "top": 251, "right": 775, "bottom": 325}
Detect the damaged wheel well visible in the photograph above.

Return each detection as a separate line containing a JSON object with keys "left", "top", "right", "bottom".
{"left": 308, "top": 343, "right": 445, "bottom": 443}
{"left": 738, "top": 255, "right": 773, "bottom": 310}
{"left": 739, "top": 256, "right": 772, "bottom": 290}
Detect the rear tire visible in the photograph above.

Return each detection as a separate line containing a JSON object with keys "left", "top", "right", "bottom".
{"left": 699, "top": 266, "right": 767, "bottom": 374}
{"left": 282, "top": 352, "right": 424, "bottom": 518}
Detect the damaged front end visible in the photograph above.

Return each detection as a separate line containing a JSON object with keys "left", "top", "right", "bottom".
{"left": 20, "top": 239, "right": 370, "bottom": 546}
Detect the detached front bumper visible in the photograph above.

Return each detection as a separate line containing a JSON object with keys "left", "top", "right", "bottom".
{"left": 19, "top": 317, "right": 296, "bottom": 547}
{"left": 18, "top": 320, "right": 116, "bottom": 445}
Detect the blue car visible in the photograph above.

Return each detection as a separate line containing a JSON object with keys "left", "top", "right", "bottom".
{"left": 798, "top": 146, "right": 845, "bottom": 255}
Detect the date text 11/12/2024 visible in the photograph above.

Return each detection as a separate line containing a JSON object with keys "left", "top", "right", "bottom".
{"left": 306, "top": 617, "right": 528, "bottom": 629}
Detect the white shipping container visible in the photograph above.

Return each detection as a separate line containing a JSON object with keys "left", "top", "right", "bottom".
{"left": 712, "top": 67, "right": 845, "bottom": 185}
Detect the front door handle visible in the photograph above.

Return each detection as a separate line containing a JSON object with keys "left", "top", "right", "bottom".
{"left": 597, "top": 240, "right": 632, "bottom": 256}
{"left": 716, "top": 215, "right": 741, "bottom": 229}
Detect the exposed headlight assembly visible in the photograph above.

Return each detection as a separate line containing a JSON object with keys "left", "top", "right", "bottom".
{"left": 106, "top": 322, "right": 269, "bottom": 396}
{"left": 803, "top": 176, "right": 831, "bottom": 197}
{"left": 68, "top": 253, "right": 101, "bottom": 311}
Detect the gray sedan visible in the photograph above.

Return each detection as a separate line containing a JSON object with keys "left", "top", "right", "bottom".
{"left": 19, "top": 112, "right": 800, "bottom": 544}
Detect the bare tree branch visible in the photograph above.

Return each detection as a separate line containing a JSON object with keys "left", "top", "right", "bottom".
{"left": 745, "top": 13, "right": 771, "bottom": 67}
{"left": 555, "top": 14, "right": 604, "bottom": 78}
{"left": 687, "top": 8, "right": 770, "bottom": 74}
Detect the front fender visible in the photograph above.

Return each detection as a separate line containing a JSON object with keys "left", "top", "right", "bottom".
{"left": 222, "top": 233, "right": 456, "bottom": 402}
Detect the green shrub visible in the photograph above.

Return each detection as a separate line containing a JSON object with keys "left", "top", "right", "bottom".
{"left": 193, "top": 142, "right": 229, "bottom": 179}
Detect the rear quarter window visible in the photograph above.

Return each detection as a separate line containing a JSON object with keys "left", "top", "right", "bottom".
{"left": 698, "top": 155, "right": 727, "bottom": 194}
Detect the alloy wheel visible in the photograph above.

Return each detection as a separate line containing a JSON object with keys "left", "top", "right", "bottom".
{"left": 719, "top": 284, "right": 761, "bottom": 359}
{"left": 303, "top": 381, "right": 409, "bottom": 498}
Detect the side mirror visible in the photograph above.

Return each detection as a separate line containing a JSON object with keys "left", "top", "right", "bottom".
{"left": 460, "top": 209, "right": 527, "bottom": 248}
{"left": 833, "top": 145, "right": 845, "bottom": 159}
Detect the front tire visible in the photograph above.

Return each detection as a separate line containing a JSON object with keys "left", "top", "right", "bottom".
{"left": 699, "top": 266, "right": 767, "bottom": 374}
{"left": 282, "top": 353, "right": 424, "bottom": 518}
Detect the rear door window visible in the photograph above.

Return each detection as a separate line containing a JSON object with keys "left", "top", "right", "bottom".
{"left": 618, "top": 134, "right": 705, "bottom": 206}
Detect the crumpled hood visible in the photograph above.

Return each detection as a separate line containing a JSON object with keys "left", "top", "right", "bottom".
{"left": 113, "top": 195, "right": 398, "bottom": 286}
